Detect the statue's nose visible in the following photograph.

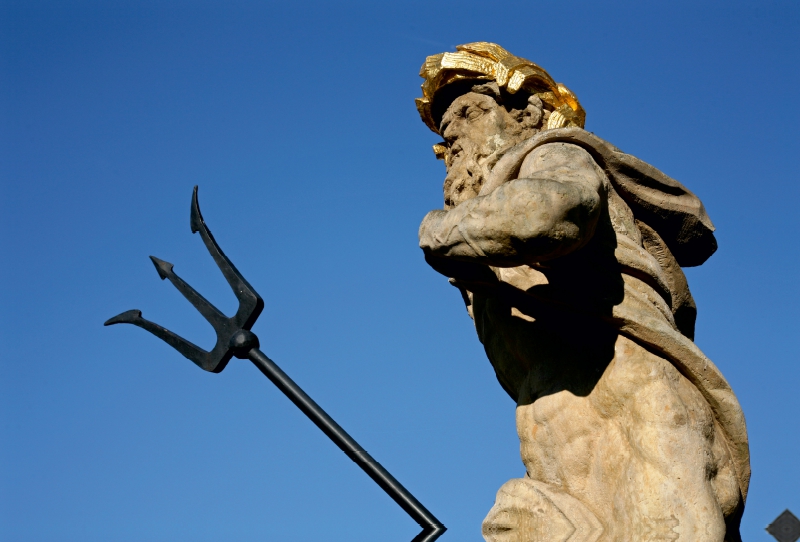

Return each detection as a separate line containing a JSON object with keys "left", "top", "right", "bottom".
{"left": 441, "top": 118, "right": 463, "bottom": 141}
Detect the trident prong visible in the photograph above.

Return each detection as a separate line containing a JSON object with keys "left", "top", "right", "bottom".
{"left": 105, "top": 187, "right": 446, "bottom": 542}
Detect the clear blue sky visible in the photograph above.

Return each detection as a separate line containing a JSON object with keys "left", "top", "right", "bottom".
{"left": 2, "top": 1, "right": 798, "bottom": 540}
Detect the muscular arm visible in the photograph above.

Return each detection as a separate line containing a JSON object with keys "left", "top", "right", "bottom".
{"left": 419, "top": 142, "right": 606, "bottom": 270}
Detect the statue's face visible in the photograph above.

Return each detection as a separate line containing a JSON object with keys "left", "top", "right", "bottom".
{"left": 439, "top": 92, "right": 524, "bottom": 209}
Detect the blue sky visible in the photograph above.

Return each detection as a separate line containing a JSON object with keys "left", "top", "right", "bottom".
{"left": 2, "top": 1, "right": 798, "bottom": 540}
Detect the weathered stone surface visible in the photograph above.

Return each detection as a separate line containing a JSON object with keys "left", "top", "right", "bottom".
{"left": 415, "top": 42, "right": 749, "bottom": 542}
{"left": 483, "top": 478, "right": 604, "bottom": 542}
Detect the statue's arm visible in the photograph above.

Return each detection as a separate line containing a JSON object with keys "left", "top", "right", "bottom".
{"left": 419, "top": 142, "right": 605, "bottom": 269}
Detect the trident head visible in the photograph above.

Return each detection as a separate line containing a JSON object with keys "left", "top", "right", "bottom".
{"left": 104, "top": 186, "right": 264, "bottom": 372}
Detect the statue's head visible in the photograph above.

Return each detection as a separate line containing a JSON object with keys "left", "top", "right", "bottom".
{"left": 416, "top": 42, "right": 585, "bottom": 208}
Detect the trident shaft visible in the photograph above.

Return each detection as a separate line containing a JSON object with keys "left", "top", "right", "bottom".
{"left": 105, "top": 187, "right": 446, "bottom": 542}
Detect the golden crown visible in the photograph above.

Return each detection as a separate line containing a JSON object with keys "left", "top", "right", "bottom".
{"left": 415, "top": 42, "right": 585, "bottom": 134}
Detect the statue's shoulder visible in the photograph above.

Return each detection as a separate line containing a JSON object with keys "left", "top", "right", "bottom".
{"left": 518, "top": 140, "right": 605, "bottom": 185}
{"left": 514, "top": 128, "right": 717, "bottom": 268}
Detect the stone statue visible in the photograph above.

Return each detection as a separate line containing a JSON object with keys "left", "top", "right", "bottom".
{"left": 415, "top": 43, "right": 749, "bottom": 542}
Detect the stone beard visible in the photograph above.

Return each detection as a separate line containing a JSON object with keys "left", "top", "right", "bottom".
{"left": 416, "top": 43, "right": 749, "bottom": 542}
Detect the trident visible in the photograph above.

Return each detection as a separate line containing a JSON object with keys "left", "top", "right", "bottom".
{"left": 105, "top": 187, "right": 446, "bottom": 542}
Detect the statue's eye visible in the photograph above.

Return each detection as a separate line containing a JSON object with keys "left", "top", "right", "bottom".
{"left": 466, "top": 107, "right": 483, "bottom": 121}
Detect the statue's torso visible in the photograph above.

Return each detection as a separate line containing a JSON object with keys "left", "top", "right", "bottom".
{"left": 465, "top": 166, "right": 741, "bottom": 538}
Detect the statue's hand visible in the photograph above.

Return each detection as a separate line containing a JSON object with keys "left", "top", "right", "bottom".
{"left": 418, "top": 209, "right": 448, "bottom": 249}
{"left": 423, "top": 252, "right": 499, "bottom": 289}
{"left": 420, "top": 210, "right": 499, "bottom": 288}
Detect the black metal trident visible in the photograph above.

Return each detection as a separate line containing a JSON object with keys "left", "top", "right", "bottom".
{"left": 105, "top": 187, "right": 446, "bottom": 542}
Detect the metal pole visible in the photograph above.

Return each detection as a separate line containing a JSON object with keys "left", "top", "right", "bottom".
{"left": 247, "top": 347, "right": 446, "bottom": 541}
